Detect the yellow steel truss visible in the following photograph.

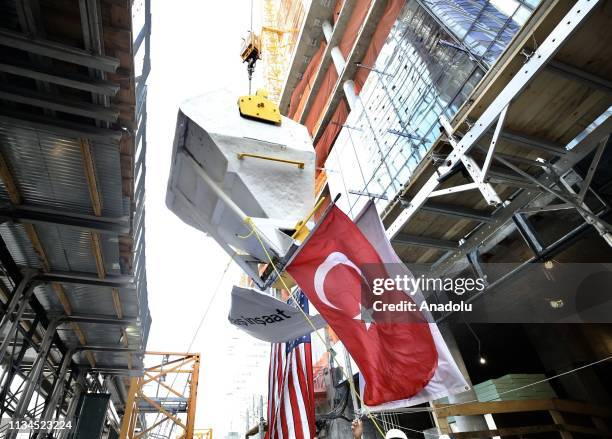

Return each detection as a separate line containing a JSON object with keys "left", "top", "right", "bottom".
{"left": 119, "top": 352, "right": 201, "bottom": 439}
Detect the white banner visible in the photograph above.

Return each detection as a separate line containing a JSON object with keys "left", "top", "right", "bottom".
{"left": 228, "top": 286, "right": 327, "bottom": 342}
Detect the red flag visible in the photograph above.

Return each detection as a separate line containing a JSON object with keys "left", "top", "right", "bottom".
{"left": 286, "top": 206, "right": 438, "bottom": 405}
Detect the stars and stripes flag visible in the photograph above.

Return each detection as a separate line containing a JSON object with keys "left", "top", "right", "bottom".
{"left": 265, "top": 291, "right": 316, "bottom": 439}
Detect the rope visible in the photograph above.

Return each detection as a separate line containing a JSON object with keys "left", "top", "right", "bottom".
{"left": 243, "top": 216, "right": 388, "bottom": 439}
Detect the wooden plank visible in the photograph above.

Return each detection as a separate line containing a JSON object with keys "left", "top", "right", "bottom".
{"left": 564, "top": 423, "right": 612, "bottom": 437}
{"left": 553, "top": 399, "right": 612, "bottom": 418}
{"left": 0, "top": 152, "right": 22, "bottom": 204}
{"left": 79, "top": 138, "right": 103, "bottom": 216}
{"left": 23, "top": 223, "right": 51, "bottom": 272}
{"left": 52, "top": 283, "right": 73, "bottom": 315}
{"left": 451, "top": 424, "right": 561, "bottom": 438}
{"left": 550, "top": 410, "right": 574, "bottom": 439}
{"left": 433, "top": 399, "right": 555, "bottom": 418}
{"left": 112, "top": 288, "right": 123, "bottom": 319}
{"left": 90, "top": 231, "right": 106, "bottom": 279}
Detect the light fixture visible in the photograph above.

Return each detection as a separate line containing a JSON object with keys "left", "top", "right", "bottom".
{"left": 544, "top": 260, "right": 554, "bottom": 270}
{"left": 549, "top": 299, "right": 564, "bottom": 309}
{"left": 466, "top": 323, "right": 487, "bottom": 366}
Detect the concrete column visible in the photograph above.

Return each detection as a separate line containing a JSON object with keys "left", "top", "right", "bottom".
{"left": 330, "top": 46, "right": 346, "bottom": 74}
{"left": 342, "top": 80, "right": 358, "bottom": 110}
{"left": 321, "top": 20, "right": 347, "bottom": 76}
{"left": 322, "top": 20, "right": 333, "bottom": 43}
{"left": 439, "top": 323, "right": 488, "bottom": 432}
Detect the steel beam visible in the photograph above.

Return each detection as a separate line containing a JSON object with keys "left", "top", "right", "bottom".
{"left": 474, "top": 144, "right": 549, "bottom": 168}
{"left": 548, "top": 60, "right": 612, "bottom": 94}
{"left": 393, "top": 233, "right": 459, "bottom": 251}
{"left": 65, "top": 314, "right": 138, "bottom": 325}
{"left": 577, "top": 135, "right": 608, "bottom": 201}
{"left": 432, "top": 107, "right": 612, "bottom": 276}
{"left": 498, "top": 129, "right": 567, "bottom": 155}
{"left": 420, "top": 202, "right": 493, "bottom": 223}
{"left": 512, "top": 213, "right": 544, "bottom": 256}
{"left": 36, "top": 349, "right": 75, "bottom": 437}
{"left": 0, "top": 29, "right": 119, "bottom": 72}
{"left": 0, "top": 86, "right": 119, "bottom": 122}
{"left": 0, "top": 205, "right": 130, "bottom": 234}
{"left": 8, "top": 318, "right": 61, "bottom": 436}
{"left": 57, "top": 374, "right": 86, "bottom": 439}
{"left": 0, "top": 111, "right": 123, "bottom": 141}
{"left": 0, "top": 273, "right": 36, "bottom": 365}
{"left": 487, "top": 169, "right": 539, "bottom": 189}
{"left": 440, "top": 115, "right": 502, "bottom": 205}
{"left": 35, "top": 271, "right": 135, "bottom": 289}
{"left": 481, "top": 105, "right": 508, "bottom": 181}
{"left": 468, "top": 121, "right": 566, "bottom": 156}
{"left": 386, "top": 0, "right": 601, "bottom": 240}
{"left": 0, "top": 62, "right": 119, "bottom": 95}
{"left": 78, "top": 345, "right": 141, "bottom": 353}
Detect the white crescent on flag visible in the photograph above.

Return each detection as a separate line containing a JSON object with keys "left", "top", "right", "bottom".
{"left": 313, "top": 251, "right": 363, "bottom": 310}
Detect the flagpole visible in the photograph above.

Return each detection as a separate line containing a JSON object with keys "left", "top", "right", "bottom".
{"left": 258, "top": 395, "right": 264, "bottom": 439}
{"left": 343, "top": 344, "right": 361, "bottom": 418}
{"left": 262, "top": 193, "right": 342, "bottom": 289}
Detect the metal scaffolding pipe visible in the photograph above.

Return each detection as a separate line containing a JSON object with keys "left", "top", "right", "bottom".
{"left": 0, "top": 272, "right": 36, "bottom": 365}
{"left": 8, "top": 317, "right": 61, "bottom": 437}
{"left": 35, "top": 349, "right": 75, "bottom": 438}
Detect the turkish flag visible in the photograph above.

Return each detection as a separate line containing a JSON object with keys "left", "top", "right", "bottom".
{"left": 286, "top": 206, "right": 438, "bottom": 405}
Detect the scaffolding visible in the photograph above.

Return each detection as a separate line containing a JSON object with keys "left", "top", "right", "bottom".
{"left": 119, "top": 352, "right": 201, "bottom": 439}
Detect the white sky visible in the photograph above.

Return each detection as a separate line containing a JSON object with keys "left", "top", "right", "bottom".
{"left": 144, "top": 1, "right": 268, "bottom": 437}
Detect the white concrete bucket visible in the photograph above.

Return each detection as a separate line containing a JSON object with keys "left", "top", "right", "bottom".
{"left": 166, "top": 89, "right": 315, "bottom": 287}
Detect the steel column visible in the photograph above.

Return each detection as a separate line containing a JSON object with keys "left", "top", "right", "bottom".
{"left": 35, "top": 349, "right": 75, "bottom": 438}
{"left": 58, "top": 374, "right": 86, "bottom": 439}
{"left": 512, "top": 213, "right": 544, "bottom": 256}
{"left": 8, "top": 317, "right": 61, "bottom": 437}
{"left": 0, "top": 271, "right": 36, "bottom": 365}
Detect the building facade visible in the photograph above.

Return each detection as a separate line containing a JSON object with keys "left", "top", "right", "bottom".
{"left": 278, "top": 0, "right": 612, "bottom": 437}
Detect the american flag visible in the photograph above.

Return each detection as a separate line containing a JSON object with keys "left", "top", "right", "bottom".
{"left": 266, "top": 291, "right": 316, "bottom": 439}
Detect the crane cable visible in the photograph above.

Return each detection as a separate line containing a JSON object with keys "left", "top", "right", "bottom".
{"left": 249, "top": 0, "right": 254, "bottom": 94}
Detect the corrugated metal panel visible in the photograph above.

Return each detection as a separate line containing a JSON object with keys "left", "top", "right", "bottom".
{"left": 0, "top": 124, "right": 95, "bottom": 214}
{"left": 63, "top": 284, "right": 118, "bottom": 316}
{"left": 56, "top": 228, "right": 98, "bottom": 273}
{"left": 0, "top": 123, "right": 125, "bottom": 217}
{"left": 91, "top": 139, "right": 130, "bottom": 218}
{"left": 0, "top": 223, "right": 42, "bottom": 268}
{"left": 33, "top": 283, "right": 63, "bottom": 313}
{"left": 101, "top": 234, "right": 122, "bottom": 275}
{"left": 118, "top": 288, "right": 139, "bottom": 318}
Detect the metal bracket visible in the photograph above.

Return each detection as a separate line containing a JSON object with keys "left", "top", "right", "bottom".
{"left": 439, "top": 115, "right": 502, "bottom": 206}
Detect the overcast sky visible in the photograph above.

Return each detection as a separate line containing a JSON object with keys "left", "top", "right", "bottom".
{"left": 144, "top": 1, "right": 268, "bottom": 437}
